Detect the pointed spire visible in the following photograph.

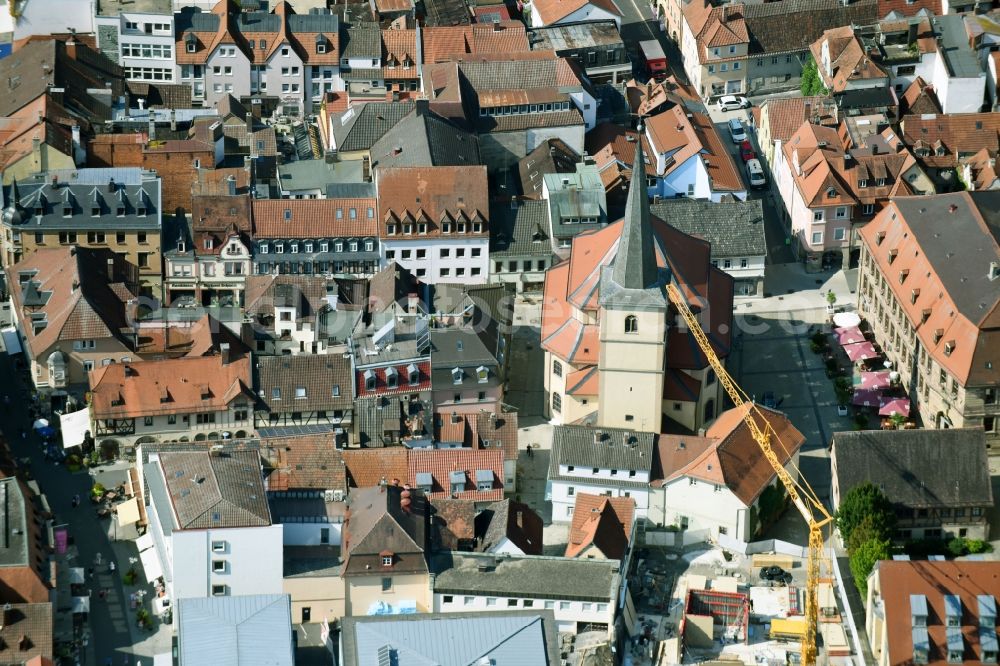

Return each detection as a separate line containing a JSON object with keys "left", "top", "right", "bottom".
{"left": 9, "top": 178, "right": 20, "bottom": 207}
{"left": 611, "top": 124, "right": 659, "bottom": 290}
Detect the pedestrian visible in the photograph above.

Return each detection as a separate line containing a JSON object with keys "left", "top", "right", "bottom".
{"left": 71, "top": 496, "right": 79, "bottom": 509}
{"left": 109, "top": 561, "right": 116, "bottom": 573}
{"left": 98, "top": 588, "right": 106, "bottom": 600}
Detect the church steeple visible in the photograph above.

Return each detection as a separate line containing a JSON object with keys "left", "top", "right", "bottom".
{"left": 611, "top": 126, "right": 659, "bottom": 290}
{"left": 9, "top": 178, "right": 20, "bottom": 208}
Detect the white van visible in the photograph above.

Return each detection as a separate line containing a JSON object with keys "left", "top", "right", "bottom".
{"left": 746, "top": 159, "right": 766, "bottom": 188}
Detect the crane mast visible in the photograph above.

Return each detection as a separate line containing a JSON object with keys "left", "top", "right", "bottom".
{"left": 665, "top": 283, "right": 832, "bottom": 666}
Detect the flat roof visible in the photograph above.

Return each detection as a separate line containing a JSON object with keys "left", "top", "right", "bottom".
{"left": 96, "top": 0, "right": 173, "bottom": 15}
{"left": 527, "top": 20, "right": 623, "bottom": 51}
{"left": 932, "top": 14, "right": 983, "bottom": 79}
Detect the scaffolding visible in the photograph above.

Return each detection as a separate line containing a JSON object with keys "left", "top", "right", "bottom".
{"left": 682, "top": 589, "right": 750, "bottom": 644}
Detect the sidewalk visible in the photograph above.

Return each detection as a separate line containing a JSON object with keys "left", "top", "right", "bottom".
{"left": 736, "top": 264, "right": 857, "bottom": 318}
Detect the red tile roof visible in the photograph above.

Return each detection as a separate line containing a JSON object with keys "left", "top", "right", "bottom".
{"left": 408, "top": 448, "right": 504, "bottom": 501}
{"left": 342, "top": 448, "right": 410, "bottom": 489}
{"left": 532, "top": 0, "right": 622, "bottom": 25}
{"left": 252, "top": 198, "right": 378, "bottom": 238}
{"left": 421, "top": 23, "right": 530, "bottom": 63}
{"left": 565, "top": 493, "right": 634, "bottom": 560}
{"left": 376, "top": 166, "right": 489, "bottom": 238}
{"left": 89, "top": 355, "right": 252, "bottom": 419}
{"left": 355, "top": 361, "right": 431, "bottom": 398}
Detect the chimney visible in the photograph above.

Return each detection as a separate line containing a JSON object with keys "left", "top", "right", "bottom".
{"left": 107, "top": 178, "right": 116, "bottom": 193}
{"left": 147, "top": 118, "right": 156, "bottom": 142}
{"left": 65, "top": 38, "right": 78, "bottom": 61}
{"left": 107, "top": 257, "right": 115, "bottom": 281}
{"left": 251, "top": 98, "right": 262, "bottom": 120}
{"left": 220, "top": 342, "right": 231, "bottom": 365}
{"left": 226, "top": 174, "right": 237, "bottom": 196}
{"left": 516, "top": 510, "right": 523, "bottom": 529}
{"left": 908, "top": 21, "right": 918, "bottom": 46}
{"left": 170, "top": 109, "right": 177, "bottom": 132}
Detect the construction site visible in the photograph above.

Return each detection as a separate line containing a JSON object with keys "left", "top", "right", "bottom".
{"left": 622, "top": 545, "right": 854, "bottom": 665}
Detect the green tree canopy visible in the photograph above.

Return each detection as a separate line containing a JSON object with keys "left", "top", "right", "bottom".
{"left": 800, "top": 57, "right": 828, "bottom": 97}
{"left": 836, "top": 481, "right": 897, "bottom": 544}
{"left": 850, "top": 536, "right": 891, "bottom": 597}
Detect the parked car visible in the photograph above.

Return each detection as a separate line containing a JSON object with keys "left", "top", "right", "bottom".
{"left": 760, "top": 566, "right": 792, "bottom": 585}
{"left": 739, "top": 140, "right": 756, "bottom": 162}
{"left": 718, "top": 95, "right": 751, "bottom": 111}
{"left": 728, "top": 118, "right": 747, "bottom": 143}
{"left": 746, "top": 158, "right": 766, "bottom": 188}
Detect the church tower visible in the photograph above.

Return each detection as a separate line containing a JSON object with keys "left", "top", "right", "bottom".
{"left": 597, "top": 130, "right": 670, "bottom": 431}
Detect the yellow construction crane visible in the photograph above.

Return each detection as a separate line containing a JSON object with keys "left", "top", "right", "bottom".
{"left": 666, "top": 283, "right": 833, "bottom": 666}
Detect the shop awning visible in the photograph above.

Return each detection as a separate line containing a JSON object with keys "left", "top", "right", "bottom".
{"left": 59, "top": 408, "right": 91, "bottom": 450}
{"left": 835, "top": 326, "right": 865, "bottom": 346}
{"left": 851, "top": 388, "right": 882, "bottom": 407}
{"left": 879, "top": 396, "right": 911, "bottom": 417}
{"left": 139, "top": 547, "right": 164, "bottom": 584}
{"left": 136, "top": 532, "right": 154, "bottom": 554}
{"left": 116, "top": 497, "right": 141, "bottom": 527}
{"left": 844, "top": 341, "right": 879, "bottom": 362}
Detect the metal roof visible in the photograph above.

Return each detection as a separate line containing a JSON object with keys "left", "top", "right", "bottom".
{"left": 177, "top": 594, "right": 294, "bottom": 666}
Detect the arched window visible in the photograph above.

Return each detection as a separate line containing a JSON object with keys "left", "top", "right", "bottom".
{"left": 624, "top": 314, "right": 638, "bottom": 334}
{"left": 704, "top": 398, "right": 715, "bottom": 422}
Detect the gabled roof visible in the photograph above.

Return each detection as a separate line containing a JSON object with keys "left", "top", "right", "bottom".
{"left": 858, "top": 193, "right": 1000, "bottom": 386}
{"left": 532, "top": 0, "right": 622, "bottom": 25}
{"left": 369, "top": 104, "right": 481, "bottom": 168}
{"left": 251, "top": 198, "right": 378, "bottom": 238}
{"left": 742, "top": 0, "right": 879, "bottom": 57}
{"left": 477, "top": 499, "right": 543, "bottom": 555}
{"left": 0, "top": 603, "right": 52, "bottom": 663}
{"left": 899, "top": 77, "right": 941, "bottom": 116}
{"left": 761, "top": 96, "right": 836, "bottom": 146}
{"left": 900, "top": 113, "right": 1000, "bottom": 169}
{"left": 421, "top": 23, "right": 530, "bottom": 64}
{"left": 342, "top": 448, "right": 410, "bottom": 488}
{"left": 565, "top": 493, "right": 634, "bottom": 560}
{"left": 551, "top": 425, "right": 656, "bottom": 473}
{"left": 832, "top": 428, "right": 992, "bottom": 509}
{"left": 810, "top": 25, "right": 888, "bottom": 92}
{"left": 256, "top": 354, "right": 354, "bottom": 413}
{"left": 376, "top": 165, "right": 489, "bottom": 238}
{"left": 156, "top": 448, "right": 271, "bottom": 530}
{"left": 177, "top": 594, "right": 293, "bottom": 666}
{"left": 5, "top": 246, "right": 135, "bottom": 359}
{"left": 343, "top": 484, "right": 428, "bottom": 574}
{"left": 644, "top": 106, "right": 744, "bottom": 193}
{"left": 650, "top": 198, "right": 766, "bottom": 259}
{"left": 331, "top": 101, "right": 415, "bottom": 153}
{"left": 89, "top": 355, "right": 253, "bottom": 419}
{"left": 664, "top": 404, "right": 806, "bottom": 505}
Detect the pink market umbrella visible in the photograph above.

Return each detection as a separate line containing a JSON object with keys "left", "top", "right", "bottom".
{"left": 844, "top": 341, "right": 879, "bottom": 362}
{"left": 858, "top": 370, "right": 892, "bottom": 391}
{"left": 836, "top": 326, "right": 865, "bottom": 346}
{"left": 852, "top": 389, "right": 882, "bottom": 407}
{"left": 879, "top": 396, "right": 911, "bottom": 417}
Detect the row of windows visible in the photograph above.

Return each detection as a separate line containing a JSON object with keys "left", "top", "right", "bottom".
{"left": 34, "top": 231, "right": 147, "bottom": 245}
{"left": 495, "top": 259, "right": 548, "bottom": 273}
{"left": 271, "top": 385, "right": 341, "bottom": 400}
{"left": 707, "top": 61, "right": 741, "bottom": 74}
{"left": 711, "top": 258, "right": 751, "bottom": 269}
{"left": 385, "top": 247, "right": 482, "bottom": 261}
{"left": 440, "top": 595, "right": 608, "bottom": 613}
{"left": 170, "top": 262, "right": 245, "bottom": 277}
{"left": 121, "top": 43, "right": 172, "bottom": 59}
{"left": 259, "top": 239, "right": 374, "bottom": 254}
{"left": 124, "top": 66, "right": 173, "bottom": 81}
{"left": 255, "top": 260, "right": 377, "bottom": 275}
{"left": 386, "top": 221, "right": 482, "bottom": 235}
{"left": 479, "top": 101, "right": 573, "bottom": 117}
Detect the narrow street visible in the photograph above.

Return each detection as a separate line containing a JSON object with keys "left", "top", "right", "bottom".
{"left": 0, "top": 353, "right": 142, "bottom": 664}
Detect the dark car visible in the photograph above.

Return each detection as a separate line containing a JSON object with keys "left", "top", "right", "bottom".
{"left": 760, "top": 566, "right": 792, "bottom": 584}
{"left": 739, "top": 140, "right": 756, "bottom": 163}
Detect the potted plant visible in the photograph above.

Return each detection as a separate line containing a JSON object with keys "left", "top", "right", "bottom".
{"left": 888, "top": 413, "right": 906, "bottom": 429}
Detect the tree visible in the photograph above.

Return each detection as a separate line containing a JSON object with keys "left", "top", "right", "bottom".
{"left": 850, "top": 536, "right": 891, "bottom": 597}
{"left": 800, "top": 57, "right": 828, "bottom": 96}
{"left": 847, "top": 514, "right": 892, "bottom": 553}
{"left": 836, "top": 482, "right": 896, "bottom": 544}
{"left": 756, "top": 483, "right": 787, "bottom": 533}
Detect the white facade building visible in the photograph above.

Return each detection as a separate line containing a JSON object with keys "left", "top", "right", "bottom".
{"left": 381, "top": 237, "right": 490, "bottom": 285}
{"left": 432, "top": 553, "right": 621, "bottom": 636}
{"left": 96, "top": 4, "right": 176, "bottom": 84}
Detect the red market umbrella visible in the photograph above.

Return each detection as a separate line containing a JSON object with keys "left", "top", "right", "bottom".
{"left": 879, "top": 396, "right": 911, "bottom": 417}
{"left": 835, "top": 326, "right": 865, "bottom": 346}
{"left": 858, "top": 370, "right": 892, "bottom": 391}
{"left": 844, "top": 341, "right": 879, "bottom": 362}
{"left": 851, "top": 389, "right": 882, "bottom": 407}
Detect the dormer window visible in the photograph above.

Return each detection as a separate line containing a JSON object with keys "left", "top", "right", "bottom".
{"left": 876, "top": 178, "right": 886, "bottom": 187}
{"left": 407, "top": 362, "right": 419, "bottom": 385}
{"left": 62, "top": 203, "right": 72, "bottom": 217}
{"left": 451, "top": 367, "right": 462, "bottom": 385}
{"left": 185, "top": 33, "right": 197, "bottom": 53}
{"left": 826, "top": 187, "right": 836, "bottom": 198}
{"left": 116, "top": 203, "right": 125, "bottom": 217}
{"left": 137, "top": 202, "right": 146, "bottom": 217}
{"left": 387, "top": 224, "right": 396, "bottom": 235}
{"left": 381, "top": 552, "right": 393, "bottom": 567}
{"left": 332, "top": 384, "right": 340, "bottom": 397}
{"left": 284, "top": 208, "right": 292, "bottom": 221}
{"left": 898, "top": 269, "right": 909, "bottom": 284}
{"left": 91, "top": 204, "right": 101, "bottom": 217}
{"left": 888, "top": 249, "right": 898, "bottom": 264}
{"left": 944, "top": 341, "right": 955, "bottom": 356}
{"left": 933, "top": 329, "right": 943, "bottom": 344}
{"left": 858, "top": 179, "right": 868, "bottom": 188}
{"left": 910, "top": 288, "right": 920, "bottom": 304}
{"left": 476, "top": 365, "right": 488, "bottom": 383}
{"left": 875, "top": 231, "right": 885, "bottom": 245}
{"left": 385, "top": 367, "right": 398, "bottom": 388}
{"left": 204, "top": 237, "right": 214, "bottom": 250}
{"left": 442, "top": 222, "right": 452, "bottom": 233}
{"left": 364, "top": 369, "right": 376, "bottom": 391}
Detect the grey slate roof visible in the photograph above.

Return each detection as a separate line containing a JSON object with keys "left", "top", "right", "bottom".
{"left": 650, "top": 198, "right": 766, "bottom": 259}
{"left": 832, "top": 428, "right": 993, "bottom": 509}
{"left": 156, "top": 449, "right": 272, "bottom": 530}
{"left": 341, "top": 24, "right": 381, "bottom": 60}
{"left": 256, "top": 354, "right": 354, "bottom": 414}
{"left": 5, "top": 169, "right": 161, "bottom": 231}
{"left": 429, "top": 328, "right": 498, "bottom": 368}
{"left": 344, "top": 484, "right": 429, "bottom": 575}
{"left": 490, "top": 200, "right": 554, "bottom": 258}
{"left": 341, "top": 611, "right": 560, "bottom": 666}
{"left": 743, "top": 0, "right": 878, "bottom": 56}
{"left": 332, "top": 101, "right": 415, "bottom": 153}
{"left": 370, "top": 106, "right": 481, "bottom": 168}
{"left": 288, "top": 13, "right": 340, "bottom": 32}
{"left": 431, "top": 551, "right": 620, "bottom": 602}
{"left": 277, "top": 157, "right": 365, "bottom": 192}
{"left": 177, "top": 594, "right": 294, "bottom": 666}
{"left": 551, "top": 425, "right": 656, "bottom": 473}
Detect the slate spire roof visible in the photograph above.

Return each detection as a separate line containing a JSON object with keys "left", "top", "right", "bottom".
{"left": 611, "top": 127, "right": 660, "bottom": 291}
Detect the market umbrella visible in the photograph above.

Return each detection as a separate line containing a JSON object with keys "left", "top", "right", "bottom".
{"left": 836, "top": 326, "right": 865, "bottom": 346}
{"left": 857, "top": 371, "right": 892, "bottom": 391}
{"left": 851, "top": 389, "right": 882, "bottom": 407}
{"left": 832, "top": 311, "right": 862, "bottom": 328}
{"left": 32, "top": 418, "right": 49, "bottom": 430}
{"left": 879, "top": 396, "right": 911, "bottom": 417}
{"left": 37, "top": 425, "right": 56, "bottom": 438}
{"left": 844, "top": 341, "right": 879, "bottom": 362}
